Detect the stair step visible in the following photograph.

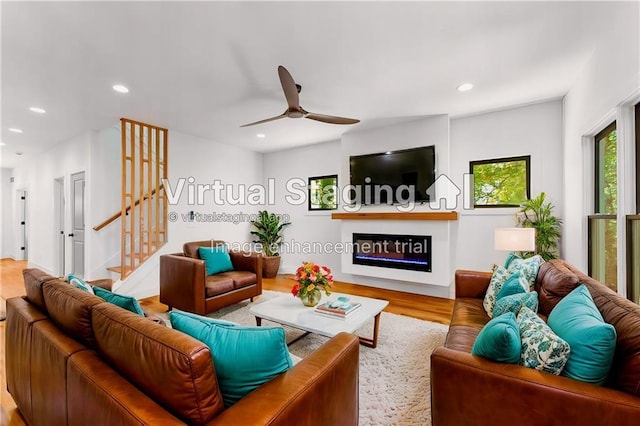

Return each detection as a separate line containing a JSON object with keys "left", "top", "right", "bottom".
{"left": 106, "top": 266, "right": 133, "bottom": 275}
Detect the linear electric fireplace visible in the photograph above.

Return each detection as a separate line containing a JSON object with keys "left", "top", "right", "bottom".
{"left": 352, "top": 233, "right": 432, "bottom": 272}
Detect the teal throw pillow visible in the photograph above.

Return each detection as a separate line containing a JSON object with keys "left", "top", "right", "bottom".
{"left": 170, "top": 311, "right": 293, "bottom": 407}
{"left": 503, "top": 252, "right": 522, "bottom": 269}
{"left": 496, "top": 273, "right": 527, "bottom": 300}
{"left": 507, "top": 255, "right": 544, "bottom": 291}
{"left": 68, "top": 274, "right": 94, "bottom": 295}
{"left": 493, "top": 291, "right": 538, "bottom": 317}
{"left": 547, "top": 284, "right": 616, "bottom": 385}
{"left": 93, "top": 286, "right": 145, "bottom": 316}
{"left": 517, "top": 306, "right": 570, "bottom": 375}
{"left": 198, "top": 246, "right": 234, "bottom": 276}
{"left": 483, "top": 265, "right": 510, "bottom": 318}
{"left": 472, "top": 312, "right": 521, "bottom": 364}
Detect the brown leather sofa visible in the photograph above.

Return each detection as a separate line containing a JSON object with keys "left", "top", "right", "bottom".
{"left": 160, "top": 240, "right": 262, "bottom": 315}
{"left": 7, "top": 268, "right": 360, "bottom": 425}
{"left": 430, "top": 260, "right": 640, "bottom": 425}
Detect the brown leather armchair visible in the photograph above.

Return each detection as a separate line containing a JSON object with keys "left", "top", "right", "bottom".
{"left": 160, "top": 240, "right": 262, "bottom": 315}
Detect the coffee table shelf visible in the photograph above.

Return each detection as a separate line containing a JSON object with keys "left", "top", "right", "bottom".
{"left": 249, "top": 292, "right": 389, "bottom": 348}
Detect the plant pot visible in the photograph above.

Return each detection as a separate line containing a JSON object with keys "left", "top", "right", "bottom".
{"left": 262, "top": 256, "right": 281, "bottom": 278}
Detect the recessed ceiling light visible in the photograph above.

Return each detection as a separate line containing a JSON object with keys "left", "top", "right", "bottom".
{"left": 8, "top": 128, "right": 23, "bottom": 133}
{"left": 457, "top": 83, "right": 474, "bottom": 92}
{"left": 256, "top": 133, "right": 266, "bottom": 138}
{"left": 112, "top": 84, "right": 129, "bottom": 93}
{"left": 29, "top": 106, "right": 46, "bottom": 114}
{"left": 0, "top": 142, "right": 6, "bottom": 146}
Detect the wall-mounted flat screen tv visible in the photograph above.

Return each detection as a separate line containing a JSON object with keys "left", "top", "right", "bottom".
{"left": 349, "top": 145, "right": 436, "bottom": 205}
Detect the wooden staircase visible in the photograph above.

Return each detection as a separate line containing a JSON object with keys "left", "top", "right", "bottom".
{"left": 95, "top": 118, "right": 168, "bottom": 280}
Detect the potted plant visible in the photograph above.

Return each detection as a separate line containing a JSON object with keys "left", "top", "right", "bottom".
{"left": 250, "top": 210, "right": 291, "bottom": 278}
{"left": 517, "top": 192, "right": 562, "bottom": 261}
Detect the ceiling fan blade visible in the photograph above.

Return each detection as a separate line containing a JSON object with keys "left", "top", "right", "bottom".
{"left": 240, "top": 113, "right": 287, "bottom": 127}
{"left": 278, "top": 65, "right": 300, "bottom": 109}
{"left": 305, "top": 112, "right": 360, "bottom": 125}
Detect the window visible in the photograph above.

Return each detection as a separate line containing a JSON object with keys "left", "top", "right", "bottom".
{"left": 628, "top": 103, "right": 640, "bottom": 303}
{"left": 308, "top": 175, "right": 338, "bottom": 210}
{"left": 469, "top": 156, "right": 530, "bottom": 207}
{"left": 589, "top": 122, "right": 617, "bottom": 291}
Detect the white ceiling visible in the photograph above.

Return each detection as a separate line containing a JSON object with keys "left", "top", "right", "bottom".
{"left": 0, "top": 1, "right": 621, "bottom": 168}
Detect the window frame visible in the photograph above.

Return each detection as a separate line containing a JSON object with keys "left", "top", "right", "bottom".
{"left": 307, "top": 174, "right": 338, "bottom": 211}
{"left": 469, "top": 155, "right": 531, "bottom": 208}
{"left": 594, "top": 121, "right": 617, "bottom": 214}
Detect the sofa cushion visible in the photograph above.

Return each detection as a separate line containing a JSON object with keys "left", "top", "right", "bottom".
{"left": 93, "top": 286, "right": 144, "bottom": 316}
{"left": 506, "top": 255, "right": 544, "bottom": 291}
{"left": 547, "top": 284, "right": 616, "bottom": 385}
{"left": 493, "top": 292, "right": 538, "bottom": 317}
{"left": 535, "top": 259, "right": 580, "bottom": 316}
{"left": 483, "top": 266, "right": 510, "bottom": 318}
{"left": 471, "top": 312, "right": 521, "bottom": 363}
{"left": 23, "top": 268, "right": 58, "bottom": 313}
{"left": 205, "top": 275, "right": 235, "bottom": 297}
{"left": 517, "top": 306, "right": 570, "bottom": 375}
{"left": 41, "top": 280, "right": 105, "bottom": 349}
{"left": 170, "top": 311, "right": 293, "bottom": 407}
{"left": 92, "top": 303, "right": 224, "bottom": 425}
{"left": 217, "top": 271, "right": 257, "bottom": 289}
{"left": 199, "top": 246, "right": 234, "bottom": 276}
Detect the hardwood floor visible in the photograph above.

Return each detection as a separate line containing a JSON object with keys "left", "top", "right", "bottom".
{"left": 0, "top": 258, "right": 453, "bottom": 424}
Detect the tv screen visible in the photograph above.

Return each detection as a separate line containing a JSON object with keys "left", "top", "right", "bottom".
{"left": 349, "top": 146, "right": 436, "bottom": 205}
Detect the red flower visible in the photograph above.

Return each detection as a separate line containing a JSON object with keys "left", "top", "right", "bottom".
{"left": 291, "top": 284, "right": 301, "bottom": 297}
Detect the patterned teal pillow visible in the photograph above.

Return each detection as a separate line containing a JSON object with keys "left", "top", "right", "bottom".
{"left": 547, "top": 285, "right": 616, "bottom": 385}
{"left": 507, "top": 255, "right": 544, "bottom": 291}
{"left": 503, "top": 252, "right": 522, "bottom": 269}
{"left": 493, "top": 292, "right": 538, "bottom": 317}
{"left": 517, "top": 306, "right": 570, "bottom": 375}
{"left": 483, "top": 266, "right": 510, "bottom": 318}
{"left": 496, "top": 273, "right": 527, "bottom": 300}
{"left": 472, "top": 312, "right": 521, "bottom": 364}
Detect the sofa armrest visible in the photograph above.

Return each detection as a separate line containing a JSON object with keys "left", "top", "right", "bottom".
{"left": 454, "top": 269, "right": 492, "bottom": 299}
{"left": 431, "top": 346, "right": 640, "bottom": 426}
{"left": 159, "top": 254, "right": 207, "bottom": 314}
{"left": 208, "top": 332, "right": 359, "bottom": 426}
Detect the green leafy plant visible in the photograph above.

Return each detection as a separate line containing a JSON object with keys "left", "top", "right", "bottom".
{"left": 250, "top": 210, "right": 291, "bottom": 257}
{"left": 517, "top": 192, "right": 562, "bottom": 261}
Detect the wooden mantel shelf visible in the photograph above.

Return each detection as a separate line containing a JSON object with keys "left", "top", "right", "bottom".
{"left": 330, "top": 212, "right": 458, "bottom": 221}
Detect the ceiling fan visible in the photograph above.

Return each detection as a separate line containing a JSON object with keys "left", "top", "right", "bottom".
{"left": 240, "top": 65, "right": 360, "bottom": 127}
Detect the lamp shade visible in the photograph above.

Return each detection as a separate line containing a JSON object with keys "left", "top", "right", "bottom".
{"left": 494, "top": 227, "right": 536, "bottom": 251}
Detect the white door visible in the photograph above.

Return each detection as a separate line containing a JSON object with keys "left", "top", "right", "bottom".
{"left": 70, "top": 172, "right": 85, "bottom": 277}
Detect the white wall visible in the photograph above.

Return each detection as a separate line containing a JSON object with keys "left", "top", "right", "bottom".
{"left": 1, "top": 167, "right": 15, "bottom": 258}
{"left": 450, "top": 100, "right": 564, "bottom": 271}
{"left": 263, "top": 139, "right": 342, "bottom": 274}
{"left": 563, "top": 2, "right": 640, "bottom": 272}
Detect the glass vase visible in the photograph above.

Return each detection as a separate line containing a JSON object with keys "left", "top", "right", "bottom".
{"left": 300, "top": 288, "right": 322, "bottom": 307}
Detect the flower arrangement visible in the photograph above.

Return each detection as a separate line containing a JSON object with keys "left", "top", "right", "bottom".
{"left": 291, "top": 262, "right": 334, "bottom": 303}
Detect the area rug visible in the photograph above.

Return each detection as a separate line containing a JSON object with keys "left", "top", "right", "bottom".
{"left": 161, "top": 291, "right": 448, "bottom": 425}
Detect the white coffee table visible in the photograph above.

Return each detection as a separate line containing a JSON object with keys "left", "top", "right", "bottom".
{"left": 249, "top": 292, "right": 389, "bottom": 348}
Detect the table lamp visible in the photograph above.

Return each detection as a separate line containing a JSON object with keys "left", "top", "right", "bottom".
{"left": 494, "top": 227, "right": 536, "bottom": 252}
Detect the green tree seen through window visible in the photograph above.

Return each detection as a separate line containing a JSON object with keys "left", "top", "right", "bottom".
{"left": 470, "top": 156, "right": 530, "bottom": 207}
